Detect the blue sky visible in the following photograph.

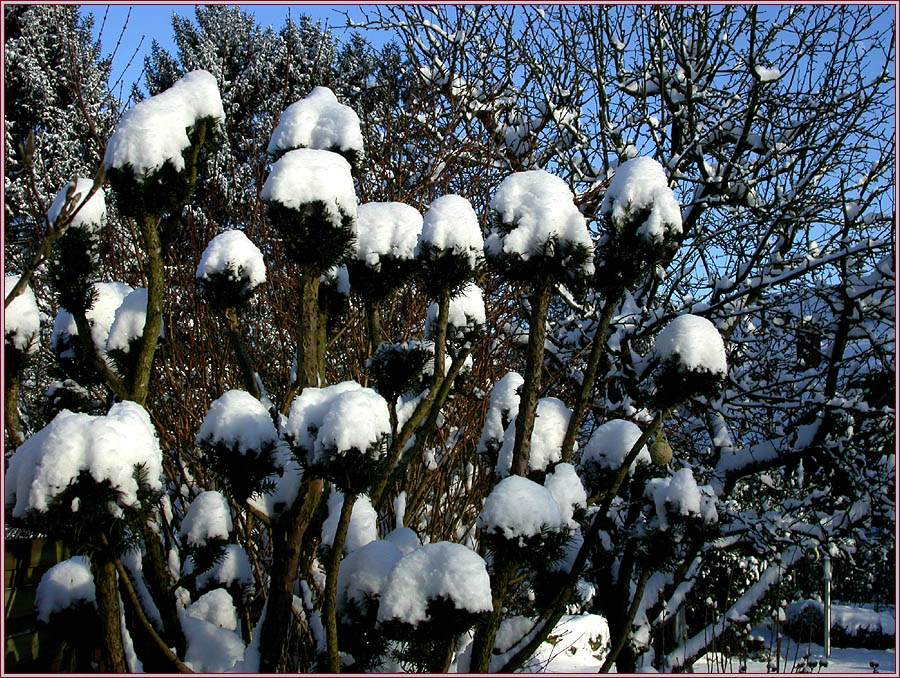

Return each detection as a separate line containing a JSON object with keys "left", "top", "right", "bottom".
{"left": 80, "top": 4, "right": 386, "bottom": 95}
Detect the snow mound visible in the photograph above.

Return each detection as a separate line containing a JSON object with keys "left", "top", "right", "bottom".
{"left": 196, "top": 390, "right": 277, "bottom": 455}
{"left": 544, "top": 463, "right": 587, "bottom": 526}
{"left": 477, "top": 372, "right": 524, "bottom": 455}
{"left": 426, "top": 282, "right": 486, "bottom": 338}
{"left": 496, "top": 397, "right": 572, "bottom": 476}
{"left": 524, "top": 614, "right": 610, "bottom": 672}
{"left": 5, "top": 275, "right": 40, "bottom": 354}
{"left": 196, "top": 230, "right": 266, "bottom": 287}
{"left": 47, "top": 178, "right": 106, "bottom": 231}
{"left": 336, "top": 539, "right": 404, "bottom": 619}
{"left": 653, "top": 314, "right": 727, "bottom": 375}
{"left": 35, "top": 556, "right": 95, "bottom": 623}
{"left": 186, "top": 588, "right": 239, "bottom": 631}
{"left": 267, "top": 86, "right": 363, "bottom": 157}
{"left": 580, "top": 419, "right": 651, "bottom": 473}
{"left": 104, "top": 70, "right": 224, "bottom": 178}
{"left": 106, "top": 288, "right": 164, "bottom": 354}
{"left": 50, "top": 282, "right": 133, "bottom": 359}
{"left": 182, "top": 614, "right": 245, "bottom": 673}
{"left": 645, "top": 468, "right": 717, "bottom": 530}
{"left": 181, "top": 491, "right": 233, "bottom": 548}
{"left": 487, "top": 169, "right": 593, "bottom": 274}
{"left": 384, "top": 526, "right": 421, "bottom": 555}
{"left": 378, "top": 541, "right": 492, "bottom": 626}
{"left": 5, "top": 401, "right": 162, "bottom": 517}
{"left": 194, "top": 544, "right": 254, "bottom": 594}
{"left": 321, "top": 491, "right": 378, "bottom": 554}
{"left": 285, "top": 381, "right": 390, "bottom": 462}
{"left": 600, "top": 156, "right": 682, "bottom": 244}
{"left": 418, "top": 194, "right": 484, "bottom": 266}
{"left": 478, "top": 475, "right": 566, "bottom": 541}
{"left": 355, "top": 202, "right": 423, "bottom": 268}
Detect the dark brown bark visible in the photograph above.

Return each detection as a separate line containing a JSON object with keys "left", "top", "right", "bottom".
{"left": 224, "top": 307, "right": 261, "bottom": 399}
{"left": 92, "top": 553, "right": 128, "bottom": 673}
{"left": 468, "top": 556, "right": 518, "bottom": 673}
{"left": 510, "top": 279, "right": 552, "bottom": 477}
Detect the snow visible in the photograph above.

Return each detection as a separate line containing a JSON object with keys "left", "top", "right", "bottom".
{"left": 754, "top": 65, "right": 782, "bottom": 82}
{"left": 285, "top": 381, "right": 390, "bottom": 462}
{"left": 194, "top": 544, "right": 254, "bottom": 593}
{"left": 104, "top": 70, "right": 224, "bottom": 178}
{"left": 354, "top": 202, "right": 423, "bottom": 268}
{"left": 181, "top": 614, "right": 245, "bottom": 673}
{"left": 267, "top": 86, "right": 364, "bottom": 157}
{"left": 196, "top": 389, "right": 278, "bottom": 455}
{"left": 786, "top": 599, "right": 895, "bottom": 640}
{"left": 336, "top": 539, "right": 404, "bottom": 619}
{"left": 180, "top": 490, "right": 233, "bottom": 547}
{"left": 426, "top": 282, "right": 486, "bottom": 338}
{"left": 653, "top": 314, "right": 727, "bottom": 375}
{"left": 418, "top": 194, "right": 484, "bottom": 266}
{"left": 544, "top": 463, "right": 587, "bottom": 526}
{"left": 645, "top": 468, "right": 717, "bottom": 530}
{"left": 50, "top": 282, "right": 133, "bottom": 359}
{"left": 478, "top": 475, "right": 567, "bottom": 541}
{"left": 477, "top": 372, "right": 524, "bottom": 454}
{"left": 321, "top": 491, "right": 378, "bottom": 554}
{"left": 106, "top": 288, "right": 164, "bottom": 354}
{"left": 486, "top": 169, "right": 594, "bottom": 274}
{"left": 323, "top": 265, "right": 350, "bottom": 297}
{"left": 580, "top": 419, "right": 651, "bottom": 473}
{"left": 35, "top": 556, "right": 95, "bottom": 622}
{"left": 260, "top": 148, "right": 357, "bottom": 227}
{"left": 496, "top": 397, "right": 572, "bottom": 476}
{"left": 523, "top": 614, "right": 610, "bottom": 672}
{"left": 4, "top": 275, "right": 40, "bottom": 354}
{"left": 5, "top": 401, "right": 162, "bottom": 517}
{"left": 195, "top": 229, "right": 266, "bottom": 287}
{"left": 377, "top": 541, "right": 492, "bottom": 626}
{"left": 384, "top": 526, "right": 421, "bottom": 555}
{"left": 47, "top": 178, "right": 106, "bottom": 231}
{"left": 599, "top": 156, "right": 682, "bottom": 244}
{"left": 186, "top": 588, "right": 239, "bottom": 631}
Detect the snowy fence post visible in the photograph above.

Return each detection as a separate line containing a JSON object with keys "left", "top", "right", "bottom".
{"left": 823, "top": 552, "right": 832, "bottom": 658}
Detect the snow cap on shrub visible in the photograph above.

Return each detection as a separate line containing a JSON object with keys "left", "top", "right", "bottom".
{"left": 495, "top": 396, "right": 572, "bottom": 477}
{"left": 5, "top": 401, "right": 162, "bottom": 517}
{"left": 104, "top": 70, "right": 224, "bottom": 178}
{"left": 652, "top": 314, "right": 727, "bottom": 376}
{"left": 337, "top": 539, "right": 404, "bottom": 620}
{"left": 106, "top": 288, "right": 165, "bottom": 354}
{"left": 196, "top": 230, "right": 266, "bottom": 306}
{"left": 377, "top": 541, "right": 492, "bottom": 626}
{"left": 35, "top": 556, "right": 95, "bottom": 623}
{"left": 418, "top": 194, "right": 484, "bottom": 269}
{"left": 478, "top": 475, "right": 567, "bottom": 542}
{"left": 5, "top": 275, "right": 40, "bottom": 355}
{"left": 50, "top": 282, "right": 133, "bottom": 360}
{"left": 425, "top": 282, "right": 486, "bottom": 342}
{"left": 267, "top": 86, "right": 363, "bottom": 160}
{"left": 180, "top": 490, "right": 233, "bottom": 548}
{"left": 580, "top": 418, "right": 651, "bottom": 475}
{"left": 354, "top": 202, "right": 423, "bottom": 269}
{"left": 196, "top": 390, "right": 278, "bottom": 454}
{"left": 321, "top": 491, "right": 378, "bottom": 554}
{"left": 600, "top": 156, "right": 682, "bottom": 244}
{"left": 47, "top": 178, "right": 106, "bottom": 232}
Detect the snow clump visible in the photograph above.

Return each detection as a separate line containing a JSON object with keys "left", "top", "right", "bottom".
{"left": 426, "top": 282, "right": 486, "bottom": 340}
{"left": 336, "top": 539, "right": 404, "bottom": 620}
{"left": 104, "top": 70, "right": 224, "bottom": 178}
{"left": 196, "top": 390, "right": 278, "bottom": 455}
{"left": 196, "top": 230, "right": 266, "bottom": 288}
{"left": 321, "top": 491, "right": 378, "bottom": 554}
{"left": 652, "top": 314, "right": 727, "bottom": 376}
{"left": 496, "top": 396, "right": 572, "bottom": 476}
{"left": 180, "top": 490, "right": 233, "bottom": 548}
{"left": 5, "top": 275, "right": 40, "bottom": 354}
{"left": 35, "top": 556, "right": 95, "bottom": 623}
{"left": 47, "top": 178, "right": 106, "bottom": 232}
{"left": 285, "top": 381, "right": 390, "bottom": 463}
{"left": 600, "top": 156, "right": 682, "bottom": 244}
{"left": 354, "top": 202, "right": 423, "bottom": 269}
{"left": 645, "top": 467, "right": 718, "bottom": 530}
{"left": 260, "top": 148, "right": 357, "bottom": 227}
{"left": 267, "top": 86, "right": 363, "bottom": 158}
{"left": 477, "top": 372, "right": 523, "bottom": 456}
{"left": 377, "top": 542, "right": 492, "bottom": 626}
{"left": 5, "top": 401, "right": 162, "bottom": 517}
{"left": 106, "top": 288, "right": 164, "bottom": 354}
{"left": 50, "top": 282, "right": 133, "bottom": 359}
{"left": 580, "top": 419, "right": 651, "bottom": 475}
{"left": 193, "top": 544, "right": 254, "bottom": 594}
{"left": 487, "top": 169, "right": 594, "bottom": 275}
{"left": 478, "top": 475, "right": 567, "bottom": 542}
{"left": 544, "top": 463, "right": 588, "bottom": 526}
{"left": 186, "top": 588, "right": 239, "bottom": 631}
{"left": 418, "top": 194, "right": 484, "bottom": 267}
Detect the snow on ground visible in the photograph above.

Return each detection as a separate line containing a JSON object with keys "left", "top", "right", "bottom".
{"left": 696, "top": 626, "right": 895, "bottom": 674}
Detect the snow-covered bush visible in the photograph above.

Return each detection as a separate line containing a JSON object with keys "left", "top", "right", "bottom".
{"left": 4, "top": 274, "right": 40, "bottom": 376}
{"left": 578, "top": 418, "right": 652, "bottom": 495}
{"left": 350, "top": 201, "right": 423, "bottom": 301}
{"left": 195, "top": 230, "right": 266, "bottom": 309}
{"left": 417, "top": 194, "right": 484, "bottom": 296}
{"left": 651, "top": 313, "right": 727, "bottom": 407}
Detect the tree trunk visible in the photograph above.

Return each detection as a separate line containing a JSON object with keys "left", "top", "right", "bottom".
{"left": 92, "top": 553, "right": 128, "bottom": 673}
{"left": 468, "top": 556, "right": 518, "bottom": 673}
{"left": 297, "top": 274, "right": 322, "bottom": 389}
{"left": 323, "top": 492, "right": 357, "bottom": 672}
{"left": 4, "top": 369, "right": 23, "bottom": 453}
{"left": 130, "top": 214, "right": 165, "bottom": 405}
{"left": 258, "top": 477, "right": 324, "bottom": 672}
{"left": 510, "top": 280, "right": 552, "bottom": 477}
